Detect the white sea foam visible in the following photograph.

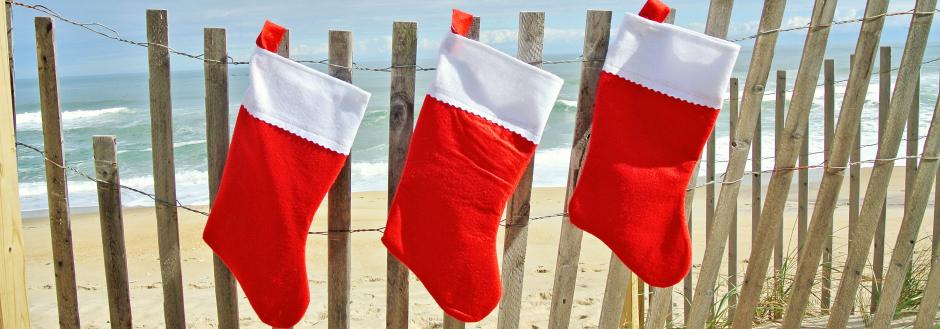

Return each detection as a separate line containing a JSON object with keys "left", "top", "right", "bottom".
{"left": 15, "top": 107, "right": 131, "bottom": 131}
{"left": 557, "top": 99, "right": 578, "bottom": 108}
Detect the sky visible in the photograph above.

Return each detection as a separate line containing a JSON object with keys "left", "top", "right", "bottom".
{"left": 7, "top": 0, "right": 940, "bottom": 78}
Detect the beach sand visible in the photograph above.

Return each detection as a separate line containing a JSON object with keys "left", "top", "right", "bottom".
{"left": 20, "top": 167, "right": 939, "bottom": 328}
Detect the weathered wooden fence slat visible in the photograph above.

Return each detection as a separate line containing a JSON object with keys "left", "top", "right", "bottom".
{"left": 913, "top": 248, "right": 940, "bottom": 327}
{"left": 872, "top": 46, "right": 891, "bottom": 314}
{"left": 547, "top": 10, "right": 610, "bottom": 329}
{"left": 203, "top": 27, "right": 239, "bottom": 329}
{"left": 386, "top": 20, "right": 416, "bottom": 329}
{"left": 0, "top": 1, "right": 28, "bottom": 326}
{"left": 146, "top": 9, "right": 187, "bottom": 327}
{"left": 727, "top": 1, "right": 838, "bottom": 326}
{"left": 773, "top": 70, "right": 787, "bottom": 311}
{"left": 34, "top": 16, "right": 81, "bottom": 329}
{"left": 687, "top": 0, "right": 790, "bottom": 328}
{"left": 328, "top": 29, "right": 354, "bottom": 329}
{"left": 92, "top": 135, "right": 133, "bottom": 329}
{"left": 849, "top": 54, "right": 860, "bottom": 257}
{"left": 824, "top": 59, "right": 836, "bottom": 266}
{"left": 765, "top": 0, "right": 890, "bottom": 325}
{"left": 821, "top": 57, "right": 836, "bottom": 313}
{"left": 727, "top": 77, "right": 739, "bottom": 320}
{"left": 871, "top": 65, "right": 938, "bottom": 329}
{"left": 497, "top": 11, "right": 543, "bottom": 329}
{"left": 599, "top": 254, "right": 632, "bottom": 329}
{"left": 817, "top": 1, "right": 935, "bottom": 326}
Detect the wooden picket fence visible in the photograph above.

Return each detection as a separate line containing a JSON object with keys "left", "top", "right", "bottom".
{"left": 3, "top": 0, "right": 940, "bottom": 328}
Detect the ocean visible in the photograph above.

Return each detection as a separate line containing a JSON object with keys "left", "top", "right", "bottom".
{"left": 12, "top": 43, "right": 940, "bottom": 216}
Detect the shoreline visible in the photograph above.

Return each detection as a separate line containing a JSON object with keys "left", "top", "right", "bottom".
{"left": 20, "top": 166, "right": 938, "bottom": 328}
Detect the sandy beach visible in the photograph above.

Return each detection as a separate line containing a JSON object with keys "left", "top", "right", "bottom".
{"left": 20, "top": 166, "right": 939, "bottom": 328}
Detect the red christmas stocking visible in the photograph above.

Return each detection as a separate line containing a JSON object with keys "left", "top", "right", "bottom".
{"left": 382, "top": 10, "right": 563, "bottom": 322}
{"left": 203, "top": 21, "right": 370, "bottom": 328}
{"left": 569, "top": 0, "right": 740, "bottom": 287}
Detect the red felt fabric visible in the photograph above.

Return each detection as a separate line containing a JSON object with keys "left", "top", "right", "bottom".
{"left": 568, "top": 72, "right": 718, "bottom": 287}
{"left": 451, "top": 9, "right": 473, "bottom": 37}
{"left": 638, "top": 0, "right": 670, "bottom": 23}
{"left": 203, "top": 20, "right": 346, "bottom": 328}
{"left": 204, "top": 107, "right": 346, "bottom": 327}
{"left": 383, "top": 96, "right": 536, "bottom": 322}
{"left": 256, "top": 20, "right": 286, "bottom": 52}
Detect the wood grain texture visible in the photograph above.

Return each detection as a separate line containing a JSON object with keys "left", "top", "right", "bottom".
{"left": 760, "top": 0, "right": 885, "bottom": 322}
{"left": 773, "top": 70, "right": 784, "bottom": 282}
{"left": 386, "top": 20, "right": 416, "bottom": 329}
{"left": 912, "top": 249, "right": 940, "bottom": 328}
{"left": 328, "top": 29, "right": 353, "bottom": 329}
{"left": 726, "top": 1, "right": 839, "bottom": 326}
{"left": 547, "top": 10, "right": 610, "bottom": 329}
{"left": 93, "top": 136, "right": 133, "bottom": 329}
{"left": 599, "top": 254, "right": 631, "bottom": 329}
{"left": 203, "top": 27, "right": 238, "bottom": 329}
{"left": 146, "top": 9, "right": 186, "bottom": 328}
{"left": 727, "top": 78, "right": 739, "bottom": 320}
{"left": 870, "top": 52, "right": 938, "bottom": 329}
{"left": 0, "top": 2, "right": 29, "bottom": 325}
{"left": 872, "top": 46, "right": 891, "bottom": 314}
{"left": 34, "top": 16, "right": 81, "bottom": 329}
{"left": 687, "top": 1, "right": 787, "bottom": 327}
{"left": 822, "top": 2, "right": 935, "bottom": 327}
{"left": 821, "top": 57, "right": 836, "bottom": 312}
{"left": 497, "top": 11, "right": 543, "bottom": 329}
{"left": 849, "top": 54, "right": 860, "bottom": 257}
{"left": 772, "top": 70, "right": 787, "bottom": 314}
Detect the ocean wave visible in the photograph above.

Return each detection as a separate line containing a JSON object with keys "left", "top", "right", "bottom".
{"left": 557, "top": 99, "right": 578, "bottom": 108}
{"left": 15, "top": 107, "right": 131, "bottom": 131}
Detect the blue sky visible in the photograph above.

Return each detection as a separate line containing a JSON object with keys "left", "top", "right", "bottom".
{"left": 8, "top": 0, "right": 939, "bottom": 78}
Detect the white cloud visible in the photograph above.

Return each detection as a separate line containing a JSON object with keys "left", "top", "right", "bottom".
{"left": 480, "top": 29, "right": 518, "bottom": 44}
{"left": 291, "top": 42, "right": 329, "bottom": 56}
{"left": 544, "top": 28, "right": 583, "bottom": 42}
{"left": 783, "top": 16, "right": 811, "bottom": 29}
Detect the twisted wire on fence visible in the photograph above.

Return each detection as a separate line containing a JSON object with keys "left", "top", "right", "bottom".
{"left": 9, "top": 1, "right": 940, "bottom": 234}
{"left": 15, "top": 135, "right": 937, "bottom": 234}
{"left": 7, "top": 0, "right": 939, "bottom": 71}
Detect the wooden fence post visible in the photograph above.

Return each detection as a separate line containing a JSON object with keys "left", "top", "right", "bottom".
{"left": 913, "top": 248, "right": 940, "bottom": 327}
{"left": 0, "top": 0, "right": 30, "bottom": 325}
{"left": 497, "top": 11, "right": 543, "bottom": 329}
{"left": 547, "top": 10, "right": 610, "bottom": 329}
{"left": 441, "top": 18, "right": 479, "bottom": 329}
{"left": 905, "top": 70, "right": 919, "bottom": 232}
{"left": 92, "top": 136, "right": 133, "bottom": 329}
{"left": 772, "top": 70, "right": 786, "bottom": 313}
{"left": 872, "top": 46, "right": 892, "bottom": 313}
{"left": 817, "top": 1, "right": 935, "bottom": 327}
{"left": 686, "top": 0, "right": 787, "bottom": 327}
{"left": 146, "top": 10, "right": 186, "bottom": 327}
{"left": 870, "top": 67, "right": 940, "bottom": 329}
{"left": 821, "top": 57, "right": 836, "bottom": 313}
{"left": 725, "top": 0, "right": 839, "bottom": 326}
{"left": 328, "top": 30, "right": 353, "bottom": 329}
{"left": 783, "top": 0, "right": 893, "bottom": 323}
{"left": 34, "top": 16, "right": 81, "bottom": 328}
{"left": 822, "top": 59, "right": 834, "bottom": 291}
{"left": 849, "top": 54, "right": 860, "bottom": 257}
{"left": 204, "top": 27, "right": 239, "bottom": 329}
{"left": 727, "top": 77, "right": 739, "bottom": 320}
{"left": 387, "top": 20, "right": 416, "bottom": 329}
